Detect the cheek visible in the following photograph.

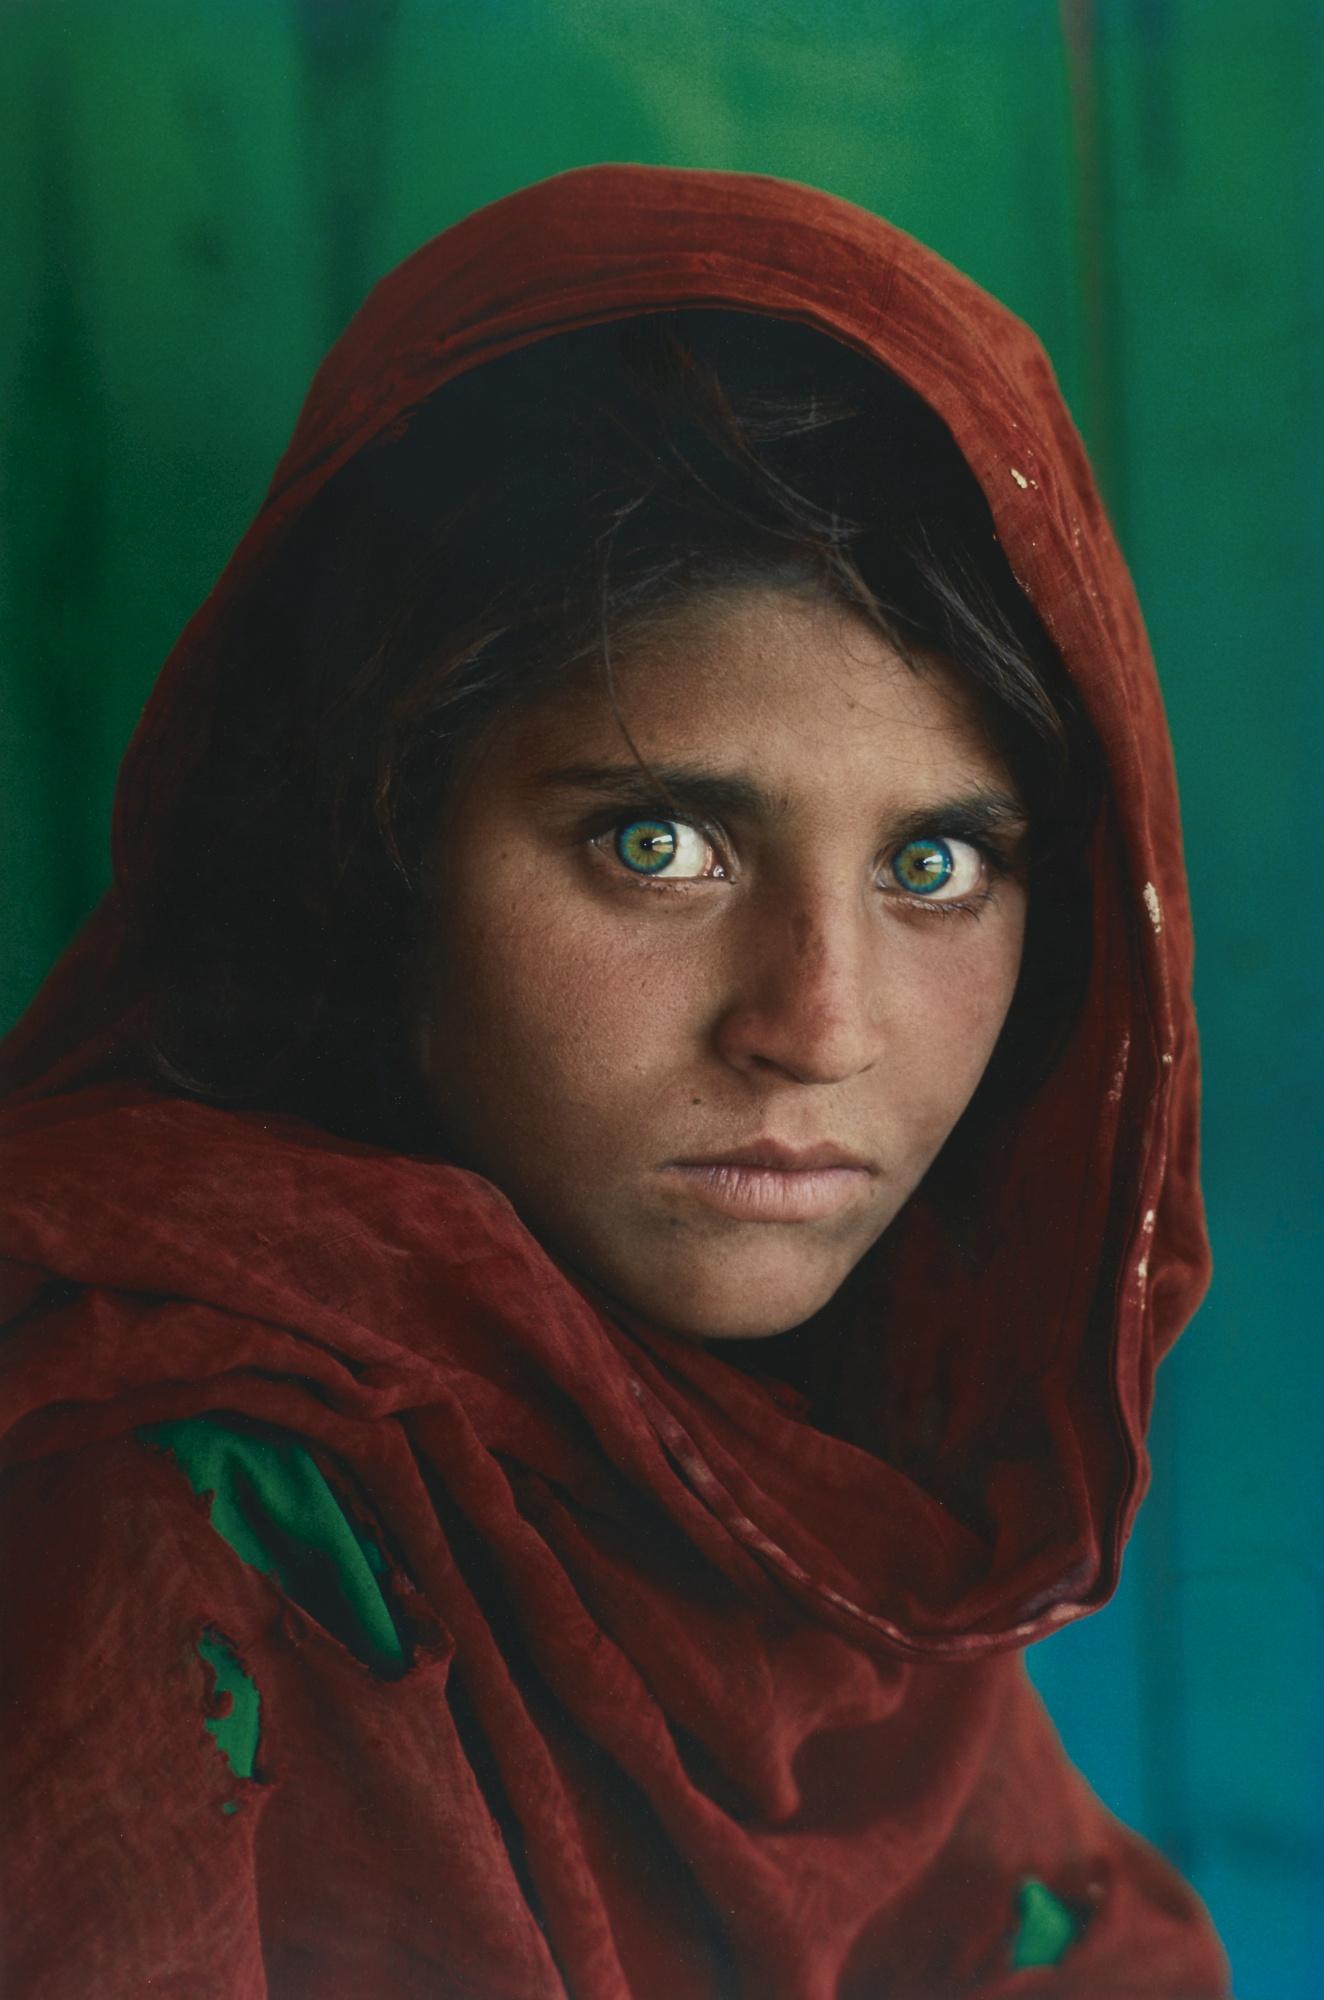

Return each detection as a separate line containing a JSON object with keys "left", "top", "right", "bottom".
{"left": 421, "top": 885, "right": 685, "bottom": 1148}
{"left": 945, "top": 914, "right": 1025, "bottom": 1045}
{"left": 889, "top": 911, "right": 1027, "bottom": 1131}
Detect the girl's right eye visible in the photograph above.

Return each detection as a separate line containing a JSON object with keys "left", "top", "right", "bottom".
{"left": 598, "top": 817, "right": 726, "bottom": 882}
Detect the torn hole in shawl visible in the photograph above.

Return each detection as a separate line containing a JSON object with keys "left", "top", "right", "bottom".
{"left": 1008, "top": 1876, "right": 1086, "bottom": 1970}
{"left": 197, "top": 1628, "right": 262, "bottom": 1813}
{"left": 143, "top": 1416, "right": 410, "bottom": 1676}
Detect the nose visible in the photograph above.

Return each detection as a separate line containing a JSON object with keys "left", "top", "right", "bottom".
{"left": 712, "top": 880, "right": 881, "bottom": 1086}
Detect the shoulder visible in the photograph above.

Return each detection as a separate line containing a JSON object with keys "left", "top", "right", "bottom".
{"left": 1, "top": 1435, "right": 274, "bottom": 1993}
{"left": 1, "top": 1431, "right": 277, "bottom": 1735}
{"left": 3, "top": 1417, "right": 408, "bottom": 1683}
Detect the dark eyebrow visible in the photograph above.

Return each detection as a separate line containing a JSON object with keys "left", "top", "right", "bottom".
{"left": 531, "top": 760, "right": 1028, "bottom": 842}
{"left": 532, "top": 760, "right": 773, "bottom": 822}
{"left": 889, "top": 789, "right": 1030, "bottom": 849}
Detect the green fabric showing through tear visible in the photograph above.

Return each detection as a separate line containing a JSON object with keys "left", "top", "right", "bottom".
{"left": 143, "top": 1416, "right": 406, "bottom": 1673}
{"left": 1010, "top": 1876, "right": 1081, "bottom": 1968}
{"left": 196, "top": 1629, "right": 260, "bottom": 1786}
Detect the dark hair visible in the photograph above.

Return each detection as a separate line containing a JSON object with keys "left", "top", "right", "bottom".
{"left": 133, "top": 311, "right": 1100, "bottom": 1150}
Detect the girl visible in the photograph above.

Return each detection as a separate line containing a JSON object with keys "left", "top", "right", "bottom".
{"left": 1, "top": 165, "right": 1230, "bottom": 1997}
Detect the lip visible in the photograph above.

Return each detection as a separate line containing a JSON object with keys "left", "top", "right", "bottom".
{"left": 662, "top": 1139, "right": 876, "bottom": 1223}
{"left": 675, "top": 1139, "right": 876, "bottom": 1173}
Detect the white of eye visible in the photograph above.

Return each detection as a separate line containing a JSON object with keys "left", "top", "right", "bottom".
{"left": 887, "top": 836, "right": 987, "bottom": 899}
{"left": 614, "top": 818, "right": 719, "bottom": 879}
{"left": 930, "top": 838, "right": 985, "bottom": 898}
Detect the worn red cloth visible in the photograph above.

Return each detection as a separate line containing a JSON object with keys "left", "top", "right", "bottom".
{"left": 1, "top": 167, "right": 1229, "bottom": 1996}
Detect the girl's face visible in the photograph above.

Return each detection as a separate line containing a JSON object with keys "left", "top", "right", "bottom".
{"left": 416, "top": 587, "right": 1028, "bottom": 1341}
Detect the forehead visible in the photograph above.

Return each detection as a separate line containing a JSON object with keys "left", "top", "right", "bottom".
{"left": 481, "top": 586, "right": 1015, "bottom": 809}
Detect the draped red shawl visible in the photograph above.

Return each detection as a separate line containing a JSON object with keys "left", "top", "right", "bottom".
{"left": 1, "top": 166, "right": 1229, "bottom": 1996}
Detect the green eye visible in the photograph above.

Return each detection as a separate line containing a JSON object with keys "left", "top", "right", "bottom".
{"left": 892, "top": 837, "right": 955, "bottom": 895}
{"left": 610, "top": 817, "right": 723, "bottom": 881}
{"left": 615, "top": 819, "right": 680, "bottom": 874}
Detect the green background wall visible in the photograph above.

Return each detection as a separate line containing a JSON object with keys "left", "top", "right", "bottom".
{"left": 3, "top": 4, "right": 1320, "bottom": 1992}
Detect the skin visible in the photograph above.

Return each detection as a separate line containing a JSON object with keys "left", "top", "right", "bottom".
{"left": 415, "top": 585, "right": 1028, "bottom": 1341}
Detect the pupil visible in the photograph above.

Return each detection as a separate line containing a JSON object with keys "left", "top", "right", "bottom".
{"left": 895, "top": 838, "right": 952, "bottom": 894}
{"left": 619, "top": 820, "right": 676, "bottom": 873}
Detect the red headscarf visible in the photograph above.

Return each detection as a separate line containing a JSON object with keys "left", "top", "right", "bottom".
{"left": 1, "top": 167, "right": 1227, "bottom": 1996}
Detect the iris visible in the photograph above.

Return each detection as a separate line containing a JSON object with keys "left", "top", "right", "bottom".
{"left": 892, "top": 837, "right": 954, "bottom": 895}
{"left": 616, "top": 819, "right": 679, "bottom": 874}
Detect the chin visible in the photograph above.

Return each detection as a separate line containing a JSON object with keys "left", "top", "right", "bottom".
{"left": 620, "top": 1253, "right": 853, "bottom": 1344}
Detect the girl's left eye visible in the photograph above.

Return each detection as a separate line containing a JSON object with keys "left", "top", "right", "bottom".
{"left": 607, "top": 818, "right": 724, "bottom": 881}
{"left": 888, "top": 836, "right": 986, "bottom": 902}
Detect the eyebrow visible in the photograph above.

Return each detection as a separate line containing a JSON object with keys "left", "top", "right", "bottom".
{"left": 531, "top": 760, "right": 1029, "bottom": 843}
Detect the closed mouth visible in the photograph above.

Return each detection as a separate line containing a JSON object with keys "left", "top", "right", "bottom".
{"left": 660, "top": 1157, "right": 873, "bottom": 1223}
{"left": 672, "top": 1139, "right": 876, "bottom": 1174}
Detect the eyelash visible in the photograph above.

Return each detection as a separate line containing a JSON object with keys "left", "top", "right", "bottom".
{"left": 585, "top": 810, "right": 1012, "bottom": 919}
